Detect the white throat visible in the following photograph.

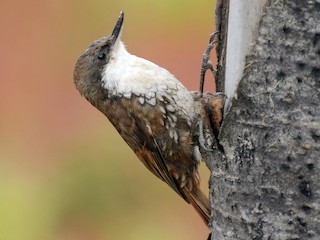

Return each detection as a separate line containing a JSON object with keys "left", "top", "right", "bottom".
{"left": 101, "top": 41, "right": 195, "bottom": 119}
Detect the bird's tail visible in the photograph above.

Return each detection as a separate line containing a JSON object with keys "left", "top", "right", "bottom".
{"left": 182, "top": 185, "right": 211, "bottom": 225}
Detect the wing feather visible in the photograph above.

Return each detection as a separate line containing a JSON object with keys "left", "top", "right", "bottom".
{"left": 130, "top": 116, "right": 187, "bottom": 200}
{"left": 104, "top": 97, "right": 188, "bottom": 201}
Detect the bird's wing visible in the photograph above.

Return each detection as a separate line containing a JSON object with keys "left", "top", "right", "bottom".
{"left": 103, "top": 95, "right": 190, "bottom": 201}
{"left": 125, "top": 114, "right": 187, "bottom": 201}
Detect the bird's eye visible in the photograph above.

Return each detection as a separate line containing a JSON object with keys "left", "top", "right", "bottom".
{"left": 97, "top": 53, "right": 106, "bottom": 60}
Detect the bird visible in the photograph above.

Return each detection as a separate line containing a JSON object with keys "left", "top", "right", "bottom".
{"left": 73, "top": 12, "right": 211, "bottom": 225}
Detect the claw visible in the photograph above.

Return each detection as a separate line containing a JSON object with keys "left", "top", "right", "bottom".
{"left": 199, "top": 31, "right": 220, "bottom": 96}
{"left": 198, "top": 118, "right": 214, "bottom": 152}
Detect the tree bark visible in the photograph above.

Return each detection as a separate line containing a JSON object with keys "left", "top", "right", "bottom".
{"left": 205, "top": 0, "right": 320, "bottom": 239}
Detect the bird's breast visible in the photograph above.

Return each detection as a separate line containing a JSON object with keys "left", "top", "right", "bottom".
{"left": 99, "top": 93, "right": 196, "bottom": 158}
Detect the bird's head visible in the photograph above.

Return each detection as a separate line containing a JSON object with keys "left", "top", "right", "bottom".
{"left": 74, "top": 12, "right": 124, "bottom": 104}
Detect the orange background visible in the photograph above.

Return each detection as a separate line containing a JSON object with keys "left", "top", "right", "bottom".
{"left": 0, "top": 1, "right": 216, "bottom": 239}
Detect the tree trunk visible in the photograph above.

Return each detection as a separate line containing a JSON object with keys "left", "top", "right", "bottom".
{"left": 205, "top": 0, "right": 320, "bottom": 239}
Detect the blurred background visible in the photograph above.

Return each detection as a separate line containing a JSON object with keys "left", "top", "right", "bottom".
{"left": 0, "top": 0, "right": 216, "bottom": 239}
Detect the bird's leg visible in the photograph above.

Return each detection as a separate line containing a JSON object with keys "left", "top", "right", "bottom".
{"left": 199, "top": 31, "right": 220, "bottom": 96}
{"left": 198, "top": 32, "right": 220, "bottom": 150}
{"left": 198, "top": 117, "right": 214, "bottom": 152}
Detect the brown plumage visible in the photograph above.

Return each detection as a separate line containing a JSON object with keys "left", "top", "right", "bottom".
{"left": 73, "top": 12, "right": 211, "bottom": 225}
{"left": 97, "top": 96, "right": 211, "bottom": 224}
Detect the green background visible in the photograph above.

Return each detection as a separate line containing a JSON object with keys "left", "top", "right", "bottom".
{"left": 0, "top": 0, "right": 216, "bottom": 239}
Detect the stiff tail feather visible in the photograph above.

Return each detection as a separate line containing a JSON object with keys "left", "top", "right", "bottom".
{"left": 182, "top": 186, "right": 211, "bottom": 225}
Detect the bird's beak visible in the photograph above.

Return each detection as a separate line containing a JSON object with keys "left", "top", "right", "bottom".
{"left": 111, "top": 12, "right": 124, "bottom": 46}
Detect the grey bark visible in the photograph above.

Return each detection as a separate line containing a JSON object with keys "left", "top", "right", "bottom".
{"left": 204, "top": 0, "right": 320, "bottom": 239}
{"left": 214, "top": 0, "right": 228, "bottom": 93}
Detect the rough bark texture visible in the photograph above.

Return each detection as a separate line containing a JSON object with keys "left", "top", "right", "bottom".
{"left": 205, "top": 0, "right": 320, "bottom": 239}
{"left": 214, "top": 0, "right": 229, "bottom": 93}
